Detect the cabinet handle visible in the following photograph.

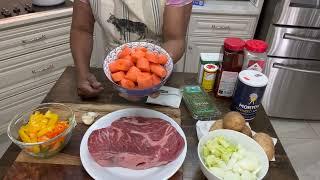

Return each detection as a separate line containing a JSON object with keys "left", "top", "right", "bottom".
{"left": 22, "top": 35, "right": 47, "bottom": 44}
{"left": 32, "top": 64, "right": 54, "bottom": 74}
{"left": 188, "top": 46, "right": 193, "bottom": 50}
{"left": 211, "top": 25, "right": 230, "bottom": 30}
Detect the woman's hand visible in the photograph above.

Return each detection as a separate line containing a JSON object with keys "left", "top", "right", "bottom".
{"left": 77, "top": 73, "right": 104, "bottom": 98}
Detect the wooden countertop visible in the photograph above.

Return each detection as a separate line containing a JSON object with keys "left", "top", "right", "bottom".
{"left": 0, "top": 67, "right": 298, "bottom": 180}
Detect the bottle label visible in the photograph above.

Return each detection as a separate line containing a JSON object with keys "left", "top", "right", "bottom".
{"left": 201, "top": 71, "right": 216, "bottom": 92}
{"left": 246, "top": 60, "right": 265, "bottom": 72}
{"left": 217, "top": 71, "right": 238, "bottom": 97}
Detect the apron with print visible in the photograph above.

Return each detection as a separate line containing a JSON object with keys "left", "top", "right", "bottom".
{"left": 88, "top": 0, "right": 166, "bottom": 52}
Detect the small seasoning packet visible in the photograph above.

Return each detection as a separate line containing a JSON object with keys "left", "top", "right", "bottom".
{"left": 146, "top": 86, "right": 182, "bottom": 108}
{"left": 182, "top": 85, "right": 221, "bottom": 120}
{"left": 196, "top": 120, "right": 278, "bottom": 161}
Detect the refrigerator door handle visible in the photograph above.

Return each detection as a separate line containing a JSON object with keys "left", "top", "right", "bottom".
{"left": 273, "top": 63, "right": 320, "bottom": 74}
{"left": 283, "top": 33, "right": 320, "bottom": 43}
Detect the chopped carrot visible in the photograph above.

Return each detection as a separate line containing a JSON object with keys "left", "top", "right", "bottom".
{"left": 125, "top": 66, "right": 141, "bottom": 82}
{"left": 135, "top": 47, "right": 148, "bottom": 52}
{"left": 158, "top": 54, "right": 168, "bottom": 65}
{"left": 116, "top": 59, "right": 134, "bottom": 72}
{"left": 132, "top": 50, "right": 146, "bottom": 62}
{"left": 150, "top": 63, "right": 167, "bottom": 78}
{"left": 137, "top": 72, "right": 153, "bottom": 89}
{"left": 123, "top": 55, "right": 135, "bottom": 64}
{"left": 118, "top": 46, "right": 132, "bottom": 58}
{"left": 120, "top": 78, "right": 135, "bottom": 89}
{"left": 145, "top": 51, "right": 159, "bottom": 63}
{"left": 111, "top": 71, "right": 125, "bottom": 82}
{"left": 140, "top": 72, "right": 151, "bottom": 76}
{"left": 109, "top": 62, "right": 119, "bottom": 73}
{"left": 136, "top": 57, "right": 150, "bottom": 72}
{"left": 152, "top": 74, "right": 161, "bottom": 86}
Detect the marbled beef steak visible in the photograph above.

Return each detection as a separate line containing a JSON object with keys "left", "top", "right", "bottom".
{"left": 88, "top": 117, "right": 185, "bottom": 170}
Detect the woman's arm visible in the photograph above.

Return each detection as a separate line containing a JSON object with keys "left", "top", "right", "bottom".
{"left": 70, "top": 0, "right": 103, "bottom": 97}
{"left": 162, "top": 3, "right": 192, "bottom": 64}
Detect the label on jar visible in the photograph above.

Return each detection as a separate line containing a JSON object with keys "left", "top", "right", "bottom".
{"left": 202, "top": 71, "right": 216, "bottom": 92}
{"left": 217, "top": 71, "right": 238, "bottom": 97}
{"left": 246, "top": 60, "right": 265, "bottom": 72}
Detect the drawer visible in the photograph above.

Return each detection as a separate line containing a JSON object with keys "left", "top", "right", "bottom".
{"left": 0, "top": 82, "right": 54, "bottom": 134}
{"left": 0, "top": 69, "right": 64, "bottom": 100}
{"left": 188, "top": 14, "right": 257, "bottom": 37}
{"left": 0, "top": 17, "right": 71, "bottom": 61}
{"left": 0, "top": 52, "right": 73, "bottom": 90}
{"left": 0, "top": 43, "right": 70, "bottom": 72}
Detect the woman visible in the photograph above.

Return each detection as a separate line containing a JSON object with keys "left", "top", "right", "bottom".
{"left": 70, "top": 0, "right": 192, "bottom": 98}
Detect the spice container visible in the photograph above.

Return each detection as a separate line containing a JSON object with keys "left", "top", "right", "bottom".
{"left": 214, "top": 37, "right": 245, "bottom": 98}
{"left": 197, "top": 53, "right": 221, "bottom": 84}
{"left": 201, "top": 64, "right": 219, "bottom": 92}
{"left": 242, "top": 40, "right": 268, "bottom": 72}
{"left": 182, "top": 85, "right": 221, "bottom": 120}
{"left": 231, "top": 70, "right": 268, "bottom": 121}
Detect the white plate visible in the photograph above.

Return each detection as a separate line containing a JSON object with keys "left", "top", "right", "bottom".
{"left": 80, "top": 108, "right": 187, "bottom": 180}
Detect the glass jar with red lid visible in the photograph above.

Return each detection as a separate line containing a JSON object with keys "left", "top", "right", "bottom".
{"left": 242, "top": 40, "right": 268, "bottom": 72}
{"left": 214, "top": 37, "right": 245, "bottom": 98}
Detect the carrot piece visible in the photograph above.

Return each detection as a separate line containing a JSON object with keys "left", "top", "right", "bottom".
{"left": 136, "top": 57, "right": 150, "bottom": 72}
{"left": 135, "top": 47, "right": 148, "bottom": 52}
{"left": 145, "top": 51, "right": 159, "bottom": 63}
{"left": 150, "top": 63, "right": 167, "bottom": 78}
{"left": 118, "top": 46, "right": 132, "bottom": 58}
{"left": 120, "top": 78, "right": 136, "bottom": 89}
{"left": 111, "top": 71, "right": 125, "bottom": 82}
{"left": 109, "top": 62, "right": 119, "bottom": 73}
{"left": 152, "top": 74, "right": 161, "bottom": 86}
{"left": 123, "top": 55, "right": 135, "bottom": 64}
{"left": 140, "top": 72, "right": 151, "bottom": 76}
{"left": 125, "top": 66, "right": 141, "bottom": 82}
{"left": 137, "top": 72, "right": 153, "bottom": 89}
{"left": 116, "top": 59, "right": 134, "bottom": 72}
{"left": 158, "top": 54, "right": 168, "bottom": 65}
{"left": 132, "top": 50, "right": 146, "bottom": 62}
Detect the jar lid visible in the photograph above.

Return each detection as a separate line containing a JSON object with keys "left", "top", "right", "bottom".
{"left": 224, "top": 38, "right": 245, "bottom": 52}
{"left": 245, "top": 40, "right": 268, "bottom": 53}
{"left": 238, "top": 70, "right": 268, "bottom": 87}
{"left": 204, "top": 64, "right": 219, "bottom": 73}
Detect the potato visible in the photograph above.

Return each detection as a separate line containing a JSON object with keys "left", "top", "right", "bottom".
{"left": 223, "top": 111, "right": 245, "bottom": 131}
{"left": 253, "top": 132, "right": 275, "bottom": 161}
{"left": 209, "top": 119, "right": 223, "bottom": 131}
{"left": 240, "top": 125, "right": 252, "bottom": 137}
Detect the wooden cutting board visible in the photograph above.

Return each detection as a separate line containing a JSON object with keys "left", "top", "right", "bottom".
{"left": 14, "top": 103, "right": 182, "bottom": 172}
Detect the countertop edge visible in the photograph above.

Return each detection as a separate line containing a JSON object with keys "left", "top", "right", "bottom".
{"left": 0, "top": 8, "right": 73, "bottom": 30}
{"left": 192, "top": 1, "right": 261, "bottom": 15}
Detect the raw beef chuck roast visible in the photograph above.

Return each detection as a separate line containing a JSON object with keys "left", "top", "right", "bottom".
{"left": 88, "top": 117, "right": 185, "bottom": 170}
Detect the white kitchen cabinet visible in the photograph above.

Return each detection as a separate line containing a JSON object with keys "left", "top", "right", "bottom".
{"left": 185, "top": 35, "right": 252, "bottom": 73}
{"left": 182, "top": 0, "right": 264, "bottom": 73}
{"left": 0, "top": 10, "right": 73, "bottom": 134}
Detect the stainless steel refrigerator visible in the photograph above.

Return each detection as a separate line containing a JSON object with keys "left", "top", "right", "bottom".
{"left": 255, "top": 0, "right": 320, "bottom": 120}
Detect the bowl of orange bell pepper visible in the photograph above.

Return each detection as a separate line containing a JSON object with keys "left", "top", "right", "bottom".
{"left": 7, "top": 103, "right": 76, "bottom": 158}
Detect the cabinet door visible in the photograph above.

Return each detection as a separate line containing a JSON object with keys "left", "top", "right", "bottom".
{"left": 184, "top": 36, "right": 251, "bottom": 73}
{"left": 184, "top": 40, "right": 222, "bottom": 73}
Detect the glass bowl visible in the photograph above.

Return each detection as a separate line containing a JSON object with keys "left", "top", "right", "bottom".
{"left": 7, "top": 103, "right": 76, "bottom": 158}
{"left": 103, "top": 42, "right": 174, "bottom": 97}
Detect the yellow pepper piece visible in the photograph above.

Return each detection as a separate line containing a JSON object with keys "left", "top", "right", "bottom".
{"left": 32, "top": 145, "right": 40, "bottom": 153}
{"left": 18, "top": 127, "right": 31, "bottom": 143}
{"left": 37, "top": 127, "right": 51, "bottom": 137}
{"left": 47, "top": 114, "right": 59, "bottom": 127}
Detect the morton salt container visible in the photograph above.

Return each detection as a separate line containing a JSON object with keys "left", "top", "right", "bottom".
{"left": 231, "top": 70, "right": 268, "bottom": 121}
